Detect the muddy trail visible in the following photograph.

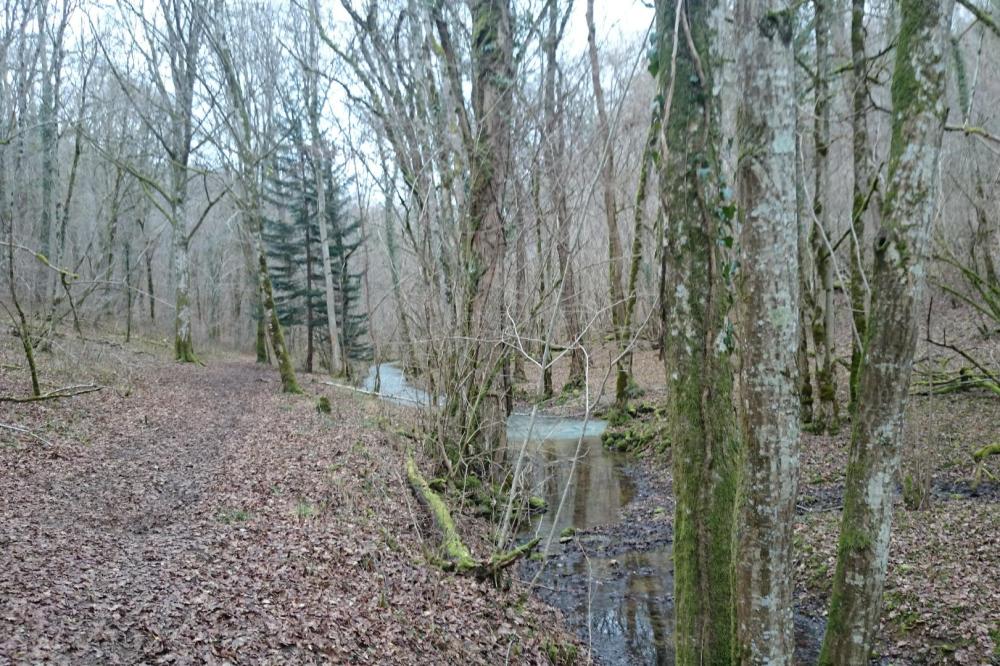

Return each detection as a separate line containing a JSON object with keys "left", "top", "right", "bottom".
{"left": 0, "top": 360, "right": 572, "bottom": 664}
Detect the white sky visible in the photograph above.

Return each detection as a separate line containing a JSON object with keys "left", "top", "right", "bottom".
{"left": 564, "top": 0, "right": 654, "bottom": 51}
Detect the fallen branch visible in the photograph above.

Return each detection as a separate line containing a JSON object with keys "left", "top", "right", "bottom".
{"left": 0, "top": 422, "right": 53, "bottom": 446}
{"left": 0, "top": 384, "right": 104, "bottom": 403}
{"left": 973, "top": 442, "right": 1000, "bottom": 463}
{"left": 405, "top": 454, "right": 540, "bottom": 578}
{"left": 488, "top": 537, "right": 541, "bottom": 572}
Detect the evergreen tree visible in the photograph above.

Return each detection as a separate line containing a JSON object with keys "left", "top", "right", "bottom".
{"left": 262, "top": 120, "right": 370, "bottom": 372}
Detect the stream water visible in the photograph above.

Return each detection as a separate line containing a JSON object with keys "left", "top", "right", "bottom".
{"left": 364, "top": 363, "right": 676, "bottom": 664}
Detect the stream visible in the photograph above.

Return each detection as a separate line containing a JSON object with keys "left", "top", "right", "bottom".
{"left": 364, "top": 363, "right": 676, "bottom": 664}
{"left": 363, "top": 363, "right": 827, "bottom": 663}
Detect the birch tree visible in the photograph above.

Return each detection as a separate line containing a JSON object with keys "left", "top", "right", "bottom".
{"left": 733, "top": 0, "right": 800, "bottom": 661}
{"left": 819, "top": 0, "right": 953, "bottom": 661}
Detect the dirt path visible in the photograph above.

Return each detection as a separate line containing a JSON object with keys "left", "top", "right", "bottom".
{"left": 1, "top": 360, "right": 572, "bottom": 664}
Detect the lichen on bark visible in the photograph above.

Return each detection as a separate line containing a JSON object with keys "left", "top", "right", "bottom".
{"left": 654, "top": 0, "right": 738, "bottom": 661}
{"left": 732, "top": 0, "right": 801, "bottom": 661}
{"left": 819, "top": 0, "right": 953, "bottom": 662}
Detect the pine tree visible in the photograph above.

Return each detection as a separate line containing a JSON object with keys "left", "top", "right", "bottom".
{"left": 262, "top": 120, "right": 370, "bottom": 373}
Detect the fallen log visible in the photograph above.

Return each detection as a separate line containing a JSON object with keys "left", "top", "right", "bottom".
{"left": 973, "top": 442, "right": 1000, "bottom": 462}
{"left": 406, "top": 454, "right": 477, "bottom": 572}
{"left": 405, "top": 454, "right": 540, "bottom": 578}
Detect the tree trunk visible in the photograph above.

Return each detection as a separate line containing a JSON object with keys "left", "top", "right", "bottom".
{"left": 304, "top": 218, "right": 315, "bottom": 374}
{"left": 620, "top": 106, "right": 661, "bottom": 406}
{"left": 543, "top": 1, "right": 586, "bottom": 390}
{"left": 848, "top": 0, "right": 876, "bottom": 412}
{"left": 454, "top": 0, "right": 513, "bottom": 463}
{"left": 819, "top": 1, "right": 952, "bottom": 661}
{"left": 145, "top": 242, "right": 156, "bottom": 322}
{"left": 812, "top": 0, "right": 839, "bottom": 433}
{"left": 172, "top": 218, "right": 196, "bottom": 363}
{"left": 254, "top": 225, "right": 301, "bottom": 393}
{"left": 733, "top": 0, "right": 800, "bottom": 660}
{"left": 586, "top": 0, "right": 627, "bottom": 400}
{"left": 307, "top": 7, "right": 345, "bottom": 377}
{"left": 655, "top": 0, "right": 738, "bottom": 661}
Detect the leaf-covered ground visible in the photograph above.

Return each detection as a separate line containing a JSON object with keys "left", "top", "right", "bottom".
{"left": 1, "top": 348, "right": 578, "bottom": 664}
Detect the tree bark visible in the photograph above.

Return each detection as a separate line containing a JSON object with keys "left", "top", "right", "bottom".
{"left": 733, "top": 0, "right": 800, "bottom": 661}
{"left": 655, "top": 0, "right": 738, "bottom": 661}
{"left": 819, "top": 0, "right": 952, "bottom": 661}
{"left": 848, "top": 0, "right": 876, "bottom": 412}
{"left": 543, "top": 0, "right": 585, "bottom": 389}
{"left": 811, "top": 0, "right": 839, "bottom": 434}
{"left": 455, "top": 0, "right": 513, "bottom": 461}
{"left": 172, "top": 219, "right": 196, "bottom": 362}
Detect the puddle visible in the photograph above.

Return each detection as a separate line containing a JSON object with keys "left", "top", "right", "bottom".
{"left": 509, "top": 430, "right": 675, "bottom": 664}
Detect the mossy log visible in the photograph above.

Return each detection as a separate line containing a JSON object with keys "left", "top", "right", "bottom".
{"left": 972, "top": 442, "right": 1000, "bottom": 462}
{"left": 405, "top": 455, "right": 540, "bottom": 577}
{"left": 406, "top": 454, "right": 477, "bottom": 572}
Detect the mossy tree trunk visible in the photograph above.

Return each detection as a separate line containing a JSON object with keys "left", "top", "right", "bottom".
{"left": 733, "top": 0, "right": 800, "bottom": 660}
{"left": 254, "top": 225, "right": 301, "bottom": 394}
{"left": 449, "top": 0, "right": 513, "bottom": 464}
{"left": 619, "top": 106, "right": 660, "bottom": 407}
{"left": 810, "top": 0, "right": 839, "bottom": 434}
{"left": 847, "top": 0, "right": 876, "bottom": 413}
{"left": 172, "top": 220, "right": 196, "bottom": 363}
{"left": 654, "top": 0, "right": 738, "bottom": 661}
{"left": 210, "top": 0, "right": 300, "bottom": 394}
{"left": 819, "top": 0, "right": 952, "bottom": 661}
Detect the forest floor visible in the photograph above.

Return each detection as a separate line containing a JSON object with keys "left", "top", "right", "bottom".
{"left": 0, "top": 338, "right": 579, "bottom": 665}
{"left": 3, "top": 294, "right": 998, "bottom": 665}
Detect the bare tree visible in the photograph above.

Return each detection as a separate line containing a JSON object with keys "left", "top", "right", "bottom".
{"left": 207, "top": 0, "right": 300, "bottom": 393}
{"left": 820, "top": 0, "right": 954, "bottom": 661}
{"left": 585, "top": 0, "right": 628, "bottom": 403}
{"left": 302, "top": 0, "right": 345, "bottom": 377}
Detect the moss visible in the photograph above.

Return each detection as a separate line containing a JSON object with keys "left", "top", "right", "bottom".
{"left": 543, "top": 639, "right": 579, "bottom": 665}
{"left": 217, "top": 507, "right": 250, "bottom": 524}
{"left": 405, "top": 455, "right": 477, "bottom": 572}
{"left": 528, "top": 496, "right": 547, "bottom": 513}
{"left": 316, "top": 396, "right": 331, "bottom": 414}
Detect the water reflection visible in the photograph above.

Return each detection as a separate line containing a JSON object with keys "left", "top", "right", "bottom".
{"left": 363, "top": 363, "right": 675, "bottom": 664}
{"left": 513, "top": 432, "right": 674, "bottom": 665}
